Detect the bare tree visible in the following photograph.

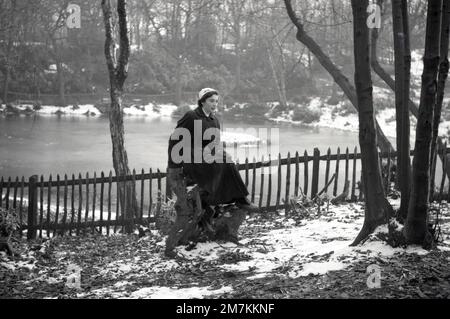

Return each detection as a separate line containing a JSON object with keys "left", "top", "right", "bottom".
{"left": 217, "top": 0, "right": 249, "bottom": 96}
{"left": 371, "top": 0, "right": 450, "bottom": 193}
{"left": 145, "top": 0, "right": 212, "bottom": 105}
{"left": 36, "top": 0, "right": 70, "bottom": 106}
{"left": 405, "top": 0, "right": 443, "bottom": 246}
{"left": 1, "top": 0, "right": 17, "bottom": 104}
{"left": 101, "top": 0, "right": 139, "bottom": 233}
{"left": 349, "top": 0, "right": 393, "bottom": 246}
{"left": 283, "top": 0, "right": 394, "bottom": 153}
{"left": 391, "top": 0, "right": 411, "bottom": 220}
{"left": 430, "top": 0, "right": 450, "bottom": 200}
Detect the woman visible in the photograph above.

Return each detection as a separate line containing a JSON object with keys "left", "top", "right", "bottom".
{"left": 165, "top": 88, "right": 257, "bottom": 256}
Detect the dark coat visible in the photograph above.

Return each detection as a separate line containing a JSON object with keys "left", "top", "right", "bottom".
{"left": 168, "top": 107, "right": 248, "bottom": 205}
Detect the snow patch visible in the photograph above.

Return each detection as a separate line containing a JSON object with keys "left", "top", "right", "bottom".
{"left": 37, "top": 104, "right": 101, "bottom": 116}
{"left": 128, "top": 285, "right": 233, "bottom": 299}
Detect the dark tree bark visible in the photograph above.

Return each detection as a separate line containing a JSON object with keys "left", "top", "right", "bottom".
{"left": 349, "top": 0, "right": 392, "bottom": 246}
{"left": 2, "top": 0, "right": 17, "bottom": 104}
{"left": 371, "top": 0, "right": 450, "bottom": 186}
{"left": 391, "top": 0, "right": 411, "bottom": 219}
{"left": 430, "top": 1, "right": 450, "bottom": 200}
{"left": 55, "top": 44, "right": 66, "bottom": 107}
{"left": 267, "top": 35, "right": 288, "bottom": 108}
{"left": 400, "top": 0, "right": 412, "bottom": 217}
{"left": 235, "top": 30, "right": 241, "bottom": 96}
{"left": 405, "top": 0, "right": 443, "bottom": 246}
{"left": 101, "top": 0, "right": 139, "bottom": 233}
{"left": 370, "top": 1, "right": 417, "bottom": 114}
{"left": 283, "top": 0, "right": 394, "bottom": 153}
{"left": 175, "top": 55, "right": 183, "bottom": 106}
{"left": 2, "top": 36, "right": 13, "bottom": 104}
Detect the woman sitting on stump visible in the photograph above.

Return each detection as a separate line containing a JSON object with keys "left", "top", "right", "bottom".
{"left": 165, "top": 87, "right": 258, "bottom": 257}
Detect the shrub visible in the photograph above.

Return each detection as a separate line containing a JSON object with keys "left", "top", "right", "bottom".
{"left": 5, "top": 104, "right": 20, "bottom": 115}
{"left": 269, "top": 103, "right": 293, "bottom": 117}
{"left": 291, "top": 95, "right": 312, "bottom": 105}
{"left": 222, "top": 95, "right": 236, "bottom": 108}
{"left": 374, "top": 98, "right": 392, "bottom": 114}
{"left": 337, "top": 100, "right": 357, "bottom": 116}
{"left": 222, "top": 101, "right": 269, "bottom": 120}
{"left": 326, "top": 95, "right": 341, "bottom": 106}
{"left": 33, "top": 101, "right": 42, "bottom": 111}
{"left": 0, "top": 208, "right": 20, "bottom": 238}
{"left": 238, "top": 102, "right": 270, "bottom": 119}
{"left": 292, "top": 105, "right": 321, "bottom": 124}
{"left": 172, "top": 104, "right": 193, "bottom": 119}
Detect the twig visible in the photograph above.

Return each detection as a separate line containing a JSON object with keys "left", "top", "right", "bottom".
{"left": 331, "top": 180, "right": 350, "bottom": 204}
{"left": 316, "top": 173, "right": 336, "bottom": 198}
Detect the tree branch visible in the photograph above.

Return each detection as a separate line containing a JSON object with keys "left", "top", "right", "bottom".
{"left": 284, "top": 0, "right": 394, "bottom": 152}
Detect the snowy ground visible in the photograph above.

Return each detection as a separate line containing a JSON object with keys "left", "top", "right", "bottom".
{"left": 1, "top": 197, "right": 450, "bottom": 299}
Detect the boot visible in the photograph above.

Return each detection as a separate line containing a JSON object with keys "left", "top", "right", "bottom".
{"left": 164, "top": 213, "right": 196, "bottom": 257}
{"left": 214, "top": 208, "right": 246, "bottom": 243}
{"left": 235, "top": 197, "right": 260, "bottom": 213}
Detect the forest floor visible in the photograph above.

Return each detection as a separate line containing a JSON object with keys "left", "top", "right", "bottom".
{"left": 1, "top": 197, "right": 450, "bottom": 299}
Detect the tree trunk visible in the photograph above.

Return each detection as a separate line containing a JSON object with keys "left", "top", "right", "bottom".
{"left": 2, "top": 59, "right": 11, "bottom": 104}
{"left": 232, "top": 3, "right": 242, "bottom": 97}
{"left": 350, "top": 0, "right": 392, "bottom": 246}
{"left": 405, "top": 0, "right": 442, "bottom": 246}
{"left": 284, "top": 0, "right": 394, "bottom": 153}
{"left": 391, "top": 0, "right": 411, "bottom": 219}
{"left": 135, "top": 18, "right": 141, "bottom": 50}
{"left": 56, "top": 60, "right": 66, "bottom": 107}
{"left": 400, "top": 0, "right": 412, "bottom": 214}
{"left": 54, "top": 41, "right": 66, "bottom": 107}
{"left": 267, "top": 44, "right": 287, "bottom": 108}
{"left": 371, "top": 0, "right": 450, "bottom": 185}
{"left": 175, "top": 55, "right": 182, "bottom": 106}
{"left": 430, "top": 0, "right": 450, "bottom": 201}
{"left": 307, "top": 50, "right": 314, "bottom": 83}
{"left": 235, "top": 38, "right": 241, "bottom": 97}
{"left": 275, "top": 33, "right": 288, "bottom": 108}
{"left": 2, "top": 37, "right": 12, "bottom": 103}
{"left": 2, "top": 5, "right": 15, "bottom": 105}
{"left": 102, "top": 0, "right": 139, "bottom": 233}
{"left": 109, "top": 89, "right": 139, "bottom": 229}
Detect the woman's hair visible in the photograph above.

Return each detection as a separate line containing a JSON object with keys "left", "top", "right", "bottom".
{"left": 198, "top": 91, "right": 218, "bottom": 108}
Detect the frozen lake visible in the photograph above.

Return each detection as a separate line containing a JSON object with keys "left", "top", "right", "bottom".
{"left": 0, "top": 114, "right": 361, "bottom": 180}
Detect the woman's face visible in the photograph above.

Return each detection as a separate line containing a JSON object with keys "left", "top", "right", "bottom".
{"left": 202, "top": 94, "right": 219, "bottom": 115}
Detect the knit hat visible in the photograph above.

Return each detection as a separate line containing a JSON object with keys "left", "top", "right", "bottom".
{"left": 198, "top": 88, "right": 218, "bottom": 100}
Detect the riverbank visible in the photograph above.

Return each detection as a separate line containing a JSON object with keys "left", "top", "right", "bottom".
{"left": 2, "top": 88, "right": 450, "bottom": 145}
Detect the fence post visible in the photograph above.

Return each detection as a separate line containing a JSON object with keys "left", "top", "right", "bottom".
{"left": 165, "top": 167, "right": 172, "bottom": 201}
{"left": 27, "top": 175, "right": 38, "bottom": 240}
{"left": 311, "top": 148, "right": 320, "bottom": 198}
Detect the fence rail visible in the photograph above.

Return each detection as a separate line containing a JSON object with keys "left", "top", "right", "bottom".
{"left": 2, "top": 145, "right": 450, "bottom": 240}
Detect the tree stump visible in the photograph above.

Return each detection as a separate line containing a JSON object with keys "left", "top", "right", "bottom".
{"left": 211, "top": 207, "right": 246, "bottom": 243}
{"left": 159, "top": 186, "right": 247, "bottom": 246}
{"left": 0, "top": 237, "right": 14, "bottom": 256}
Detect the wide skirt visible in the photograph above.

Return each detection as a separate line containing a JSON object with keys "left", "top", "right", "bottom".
{"left": 183, "top": 161, "right": 249, "bottom": 206}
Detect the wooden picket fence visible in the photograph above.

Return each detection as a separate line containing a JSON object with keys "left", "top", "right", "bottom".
{"left": 1, "top": 146, "right": 450, "bottom": 240}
